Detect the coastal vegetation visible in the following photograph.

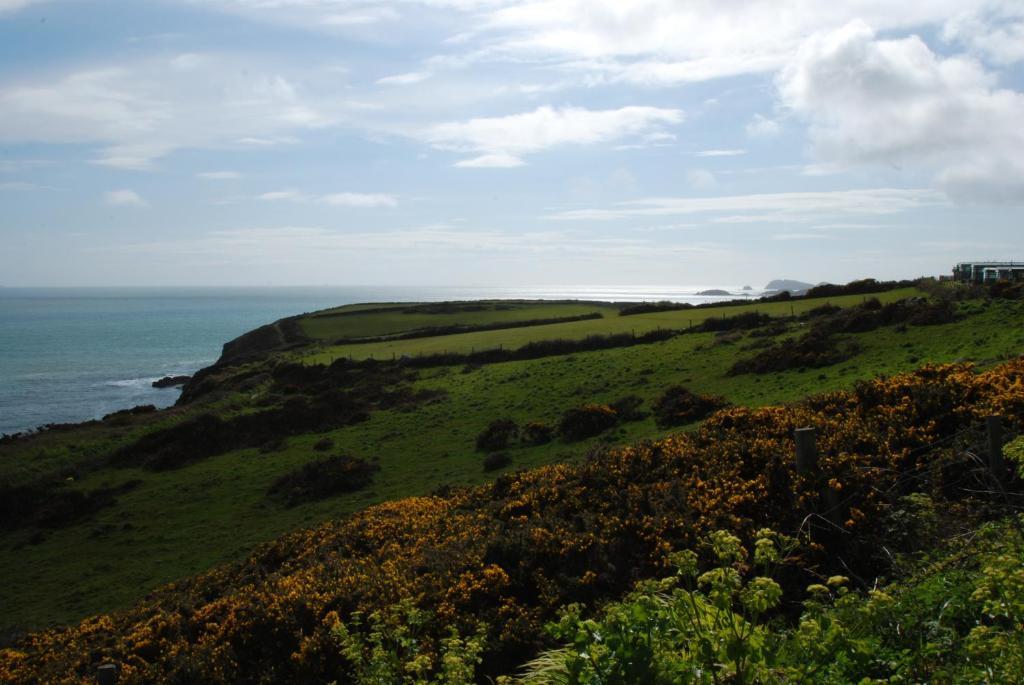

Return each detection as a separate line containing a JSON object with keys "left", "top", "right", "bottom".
{"left": 2, "top": 357, "right": 1022, "bottom": 682}
{"left": 1, "top": 279, "right": 1023, "bottom": 683}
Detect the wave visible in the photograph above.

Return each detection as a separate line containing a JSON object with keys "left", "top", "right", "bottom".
{"left": 104, "top": 377, "right": 164, "bottom": 389}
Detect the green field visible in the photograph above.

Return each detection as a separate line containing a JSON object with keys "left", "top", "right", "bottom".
{"left": 302, "top": 288, "right": 919, "bottom": 362}
{"left": 2, "top": 288, "right": 1023, "bottom": 637}
{"left": 299, "top": 301, "right": 614, "bottom": 341}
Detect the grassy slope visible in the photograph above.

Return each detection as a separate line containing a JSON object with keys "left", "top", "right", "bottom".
{"left": 302, "top": 288, "right": 918, "bottom": 361}
{"left": 2, "top": 292, "right": 1022, "bottom": 636}
{"left": 300, "top": 301, "right": 614, "bottom": 341}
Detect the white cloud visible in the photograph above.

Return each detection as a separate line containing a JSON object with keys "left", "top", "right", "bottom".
{"left": 451, "top": 0, "right": 984, "bottom": 85}
{"left": 777, "top": 20, "right": 1024, "bottom": 203}
{"left": 103, "top": 189, "right": 147, "bottom": 207}
{"left": 196, "top": 170, "right": 242, "bottom": 180}
{"left": 428, "top": 105, "right": 683, "bottom": 166}
{"left": 455, "top": 153, "right": 525, "bottom": 168}
{"left": 376, "top": 72, "right": 432, "bottom": 86}
{"left": 258, "top": 189, "right": 398, "bottom": 206}
{"left": 943, "top": 4, "right": 1024, "bottom": 65}
{"left": 0, "top": 181, "right": 39, "bottom": 191}
{"left": 322, "top": 7, "right": 401, "bottom": 26}
{"left": 696, "top": 149, "right": 746, "bottom": 157}
{"left": 0, "top": 0, "right": 46, "bottom": 12}
{"left": 321, "top": 192, "right": 398, "bottom": 207}
{"left": 258, "top": 190, "right": 305, "bottom": 202}
{"left": 0, "top": 57, "right": 345, "bottom": 169}
{"left": 545, "top": 188, "right": 945, "bottom": 221}
{"left": 745, "top": 114, "right": 780, "bottom": 139}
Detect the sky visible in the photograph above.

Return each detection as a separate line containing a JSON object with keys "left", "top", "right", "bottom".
{"left": 0, "top": 0, "right": 1022, "bottom": 288}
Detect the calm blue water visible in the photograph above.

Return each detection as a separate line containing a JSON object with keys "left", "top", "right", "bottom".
{"left": 0, "top": 285, "right": 758, "bottom": 435}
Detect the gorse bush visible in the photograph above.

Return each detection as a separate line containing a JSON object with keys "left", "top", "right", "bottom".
{"left": 558, "top": 404, "right": 618, "bottom": 442}
{"left": 728, "top": 331, "right": 860, "bottom": 375}
{"left": 608, "top": 395, "right": 646, "bottom": 422}
{"left": 3, "top": 360, "right": 1023, "bottom": 684}
{"left": 520, "top": 422, "right": 554, "bottom": 446}
{"left": 652, "top": 386, "right": 729, "bottom": 428}
{"left": 267, "top": 454, "right": 379, "bottom": 507}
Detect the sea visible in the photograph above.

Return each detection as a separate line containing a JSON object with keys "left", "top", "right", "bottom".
{"left": 0, "top": 285, "right": 759, "bottom": 435}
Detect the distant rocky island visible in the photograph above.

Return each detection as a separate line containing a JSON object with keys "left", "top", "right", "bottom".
{"left": 764, "top": 279, "right": 817, "bottom": 295}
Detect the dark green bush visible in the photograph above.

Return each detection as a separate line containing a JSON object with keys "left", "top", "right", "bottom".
{"left": 610, "top": 395, "right": 647, "bottom": 422}
{"left": 482, "top": 452, "right": 512, "bottom": 472}
{"left": 559, "top": 404, "right": 618, "bottom": 442}
{"left": 475, "top": 418, "right": 518, "bottom": 452}
{"left": 521, "top": 421, "right": 554, "bottom": 446}
{"left": 267, "top": 454, "right": 379, "bottom": 506}
{"left": 652, "top": 386, "right": 729, "bottom": 427}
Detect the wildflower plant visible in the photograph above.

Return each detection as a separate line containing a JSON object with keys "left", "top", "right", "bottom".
{"left": 332, "top": 600, "right": 485, "bottom": 685}
{"left": 523, "top": 529, "right": 798, "bottom": 685}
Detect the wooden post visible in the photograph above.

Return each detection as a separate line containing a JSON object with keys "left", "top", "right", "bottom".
{"left": 97, "top": 664, "right": 117, "bottom": 685}
{"left": 987, "top": 415, "right": 1005, "bottom": 478}
{"left": 794, "top": 427, "right": 818, "bottom": 474}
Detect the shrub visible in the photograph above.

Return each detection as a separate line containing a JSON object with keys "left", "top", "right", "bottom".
{"left": 609, "top": 395, "right": 647, "bottom": 422}
{"left": 652, "top": 386, "right": 729, "bottom": 428}
{"left": 803, "top": 303, "right": 842, "bottom": 318}
{"left": 482, "top": 452, "right": 512, "bottom": 472}
{"left": 521, "top": 422, "right": 554, "bottom": 446}
{"left": 268, "top": 454, "right": 379, "bottom": 506}
{"left": 476, "top": 419, "right": 519, "bottom": 452}
{"left": 558, "top": 404, "right": 618, "bottom": 441}
{"left": 729, "top": 332, "right": 860, "bottom": 375}
{"left": 313, "top": 437, "right": 334, "bottom": 452}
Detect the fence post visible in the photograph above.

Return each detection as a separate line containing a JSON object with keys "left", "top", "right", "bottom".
{"left": 97, "top": 664, "right": 117, "bottom": 685}
{"left": 986, "top": 415, "right": 1005, "bottom": 478}
{"left": 794, "top": 427, "right": 818, "bottom": 475}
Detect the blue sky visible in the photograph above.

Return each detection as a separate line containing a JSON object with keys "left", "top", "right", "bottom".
{"left": 1, "top": 0, "right": 1022, "bottom": 288}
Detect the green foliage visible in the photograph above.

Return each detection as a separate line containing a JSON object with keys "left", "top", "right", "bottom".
{"left": 522, "top": 529, "right": 796, "bottom": 685}
{"left": 1006, "top": 436, "right": 1024, "bottom": 479}
{"left": 520, "top": 519, "right": 1024, "bottom": 685}
{"left": 332, "top": 600, "right": 485, "bottom": 685}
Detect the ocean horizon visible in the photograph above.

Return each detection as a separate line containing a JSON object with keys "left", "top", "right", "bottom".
{"left": 0, "top": 285, "right": 763, "bottom": 435}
